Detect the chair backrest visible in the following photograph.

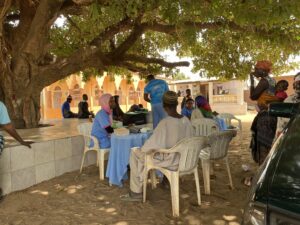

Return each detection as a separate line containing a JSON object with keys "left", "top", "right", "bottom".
{"left": 172, "top": 137, "right": 208, "bottom": 173}
{"left": 208, "top": 131, "right": 235, "bottom": 159}
{"left": 218, "top": 113, "right": 242, "bottom": 130}
{"left": 218, "top": 113, "right": 234, "bottom": 127}
{"left": 192, "top": 118, "right": 219, "bottom": 136}
{"left": 77, "top": 123, "right": 93, "bottom": 147}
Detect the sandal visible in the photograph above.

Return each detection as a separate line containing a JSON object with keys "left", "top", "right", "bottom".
{"left": 120, "top": 193, "right": 142, "bottom": 202}
{"left": 242, "top": 177, "right": 252, "bottom": 187}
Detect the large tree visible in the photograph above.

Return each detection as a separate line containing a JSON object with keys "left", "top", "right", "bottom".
{"left": 0, "top": 0, "right": 299, "bottom": 128}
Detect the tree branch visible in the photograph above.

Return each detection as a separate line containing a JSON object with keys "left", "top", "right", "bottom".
{"left": 142, "top": 20, "right": 287, "bottom": 39}
{"left": 142, "top": 20, "right": 246, "bottom": 35}
{"left": 89, "top": 16, "right": 134, "bottom": 46}
{"left": 110, "top": 25, "right": 144, "bottom": 59}
{"left": 120, "top": 62, "right": 148, "bottom": 73}
{"left": 21, "top": 0, "right": 64, "bottom": 58}
{"left": 0, "top": 0, "right": 12, "bottom": 34}
{"left": 123, "top": 54, "right": 190, "bottom": 68}
{"left": 66, "top": 15, "right": 82, "bottom": 34}
{"left": 39, "top": 47, "right": 110, "bottom": 87}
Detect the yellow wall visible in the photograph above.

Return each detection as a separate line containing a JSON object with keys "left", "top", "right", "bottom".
{"left": 41, "top": 74, "right": 147, "bottom": 120}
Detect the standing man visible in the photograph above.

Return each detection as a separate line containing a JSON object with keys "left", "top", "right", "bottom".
{"left": 144, "top": 74, "right": 169, "bottom": 129}
{"left": 0, "top": 101, "right": 33, "bottom": 201}
{"left": 181, "top": 88, "right": 192, "bottom": 109}
{"left": 61, "top": 95, "right": 77, "bottom": 118}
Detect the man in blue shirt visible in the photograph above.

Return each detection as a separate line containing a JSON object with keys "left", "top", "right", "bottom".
{"left": 0, "top": 101, "right": 33, "bottom": 201}
{"left": 61, "top": 95, "right": 77, "bottom": 118}
{"left": 144, "top": 74, "right": 169, "bottom": 128}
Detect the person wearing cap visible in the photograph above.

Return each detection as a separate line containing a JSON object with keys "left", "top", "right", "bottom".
{"left": 61, "top": 95, "right": 77, "bottom": 118}
{"left": 276, "top": 72, "right": 300, "bottom": 136}
{"left": 144, "top": 74, "right": 169, "bottom": 129}
{"left": 121, "top": 91, "right": 194, "bottom": 201}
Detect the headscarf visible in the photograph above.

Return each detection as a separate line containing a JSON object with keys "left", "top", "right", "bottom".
{"left": 255, "top": 60, "right": 272, "bottom": 73}
{"left": 195, "top": 95, "right": 213, "bottom": 118}
{"left": 99, "top": 93, "right": 113, "bottom": 124}
{"left": 99, "top": 94, "right": 112, "bottom": 114}
{"left": 163, "top": 91, "right": 178, "bottom": 105}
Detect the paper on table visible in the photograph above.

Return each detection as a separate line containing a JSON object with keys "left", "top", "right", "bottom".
{"left": 140, "top": 127, "right": 152, "bottom": 133}
{"left": 114, "top": 127, "right": 130, "bottom": 136}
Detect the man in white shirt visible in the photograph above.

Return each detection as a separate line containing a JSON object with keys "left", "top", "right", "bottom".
{"left": 121, "top": 91, "right": 194, "bottom": 201}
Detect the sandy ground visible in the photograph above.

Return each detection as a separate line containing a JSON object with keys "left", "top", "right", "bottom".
{"left": 0, "top": 113, "right": 258, "bottom": 225}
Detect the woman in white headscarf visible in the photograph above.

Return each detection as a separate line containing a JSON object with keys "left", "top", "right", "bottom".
{"left": 91, "top": 94, "right": 116, "bottom": 148}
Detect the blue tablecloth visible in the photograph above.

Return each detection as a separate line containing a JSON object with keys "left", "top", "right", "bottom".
{"left": 106, "top": 132, "right": 152, "bottom": 186}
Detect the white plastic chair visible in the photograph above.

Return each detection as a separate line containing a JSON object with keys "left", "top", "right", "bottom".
{"left": 142, "top": 136, "right": 209, "bottom": 217}
{"left": 218, "top": 113, "right": 242, "bottom": 143}
{"left": 77, "top": 123, "right": 110, "bottom": 180}
{"left": 192, "top": 118, "right": 220, "bottom": 136}
{"left": 200, "top": 131, "right": 236, "bottom": 195}
{"left": 191, "top": 118, "right": 219, "bottom": 194}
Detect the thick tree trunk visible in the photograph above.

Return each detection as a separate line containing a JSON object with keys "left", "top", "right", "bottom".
{"left": 1, "top": 70, "right": 41, "bottom": 129}
{"left": 0, "top": 85, "right": 41, "bottom": 130}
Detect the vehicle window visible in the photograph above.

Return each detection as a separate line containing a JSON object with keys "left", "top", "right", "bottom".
{"left": 270, "top": 117, "right": 300, "bottom": 199}
{"left": 270, "top": 211, "right": 300, "bottom": 225}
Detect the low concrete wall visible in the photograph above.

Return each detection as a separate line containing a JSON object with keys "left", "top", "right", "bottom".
{"left": 0, "top": 135, "right": 96, "bottom": 195}
{"left": 211, "top": 103, "right": 248, "bottom": 115}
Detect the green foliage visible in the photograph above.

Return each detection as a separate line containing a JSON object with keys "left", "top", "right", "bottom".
{"left": 173, "top": 71, "right": 187, "bottom": 80}
{"left": 49, "top": 0, "right": 300, "bottom": 81}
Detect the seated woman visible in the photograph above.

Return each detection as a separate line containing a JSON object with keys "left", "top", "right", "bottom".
{"left": 191, "top": 95, "right": 226, "bottom": 130}
{"left": 121, "top": 91, "right": 194, "bottom": 201}
{"left": 112, "top": 95, "right": 124, "bottom": 121}
{"left": 181, "top": 98, "right": 194, "bottom": 120}
{"left": 91, "top": 94, "right": 116, "bottom": 148}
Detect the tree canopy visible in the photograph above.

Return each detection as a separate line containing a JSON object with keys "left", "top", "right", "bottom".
{"left": 1, "top": 1, "right": 300, "bottom": 81}
{"left": 0, "top": 0, "right": 300, "bottom": 127}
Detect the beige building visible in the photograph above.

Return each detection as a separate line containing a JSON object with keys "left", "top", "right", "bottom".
{"left": 40, "top": 73, "right": 148, "bottom": 120}
{"left": 169, "top": 78, "right": 247, "bottom": 115}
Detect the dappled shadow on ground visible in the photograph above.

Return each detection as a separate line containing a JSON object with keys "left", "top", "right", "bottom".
{"left": 0, "top": 121, "right": 257, "bottom": 225}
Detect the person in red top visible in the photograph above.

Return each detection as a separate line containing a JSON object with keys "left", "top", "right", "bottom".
{"left": 275, "top": 80, "right": 289, "bottom": 101}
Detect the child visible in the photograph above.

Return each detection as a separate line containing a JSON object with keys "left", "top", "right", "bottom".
{"left": 275, "top": 80, "right": 289, "bottom": 101}
{"left": 181, "top": 98, "right": 194, "bottom": 120}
